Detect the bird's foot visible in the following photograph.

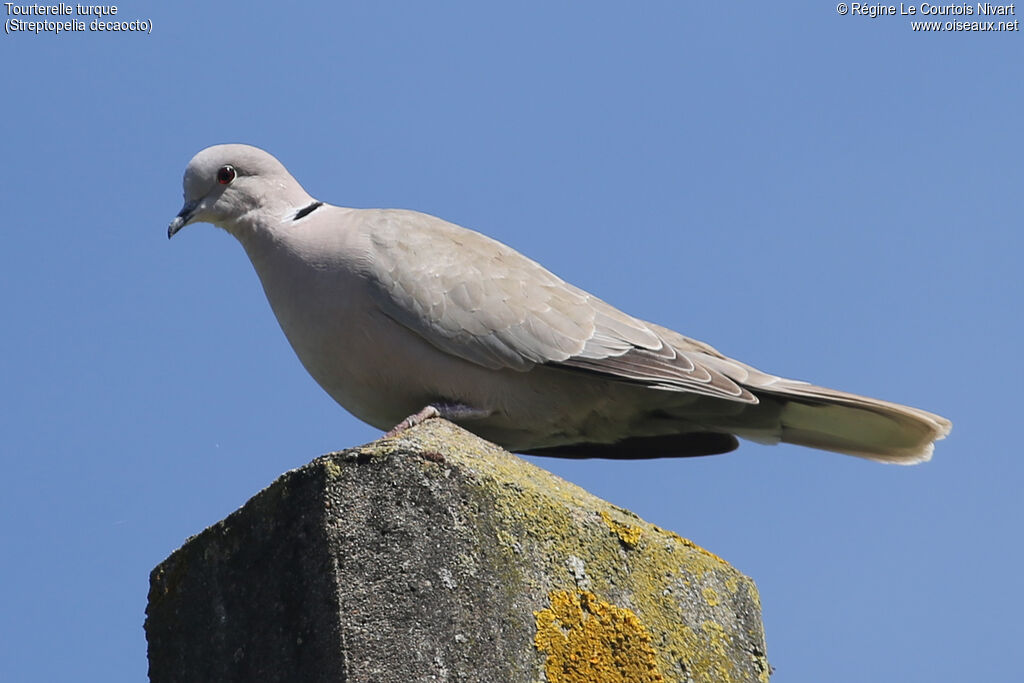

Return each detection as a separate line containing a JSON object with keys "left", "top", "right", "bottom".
{"left": 386, "top": 405, "right": 441, "bottom": 437}
{"left": 385, "top": 402, "right": 491, "bottom": 438}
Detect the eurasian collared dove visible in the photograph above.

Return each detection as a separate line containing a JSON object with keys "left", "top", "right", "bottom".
{"left": 169, "top": 144, "right": 951, "bottom": 464}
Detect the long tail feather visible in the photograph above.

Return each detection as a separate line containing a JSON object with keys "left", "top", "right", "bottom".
{"left": 753, "top": 381, "right": 952, "bottom": 464}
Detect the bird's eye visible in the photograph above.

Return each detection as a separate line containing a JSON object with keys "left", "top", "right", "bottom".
{"left": 216, "top": 165, "right": 237, "bottom": 185}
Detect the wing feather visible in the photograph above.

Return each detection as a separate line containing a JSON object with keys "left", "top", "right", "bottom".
{"left": 363, "top": 209, "right": 756, "bottom": 402}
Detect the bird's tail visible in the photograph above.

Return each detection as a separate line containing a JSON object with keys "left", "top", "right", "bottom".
{"left": 741, "top": 381, "right": 951, "bottom": 464}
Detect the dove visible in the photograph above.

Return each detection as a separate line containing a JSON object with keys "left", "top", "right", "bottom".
{"left": 168, "top": 144, "right": 951, "bottom": 464}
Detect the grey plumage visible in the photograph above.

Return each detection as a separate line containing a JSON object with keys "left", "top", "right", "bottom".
{"left": 169, "top": 144, "right": 951, "bottom": 464}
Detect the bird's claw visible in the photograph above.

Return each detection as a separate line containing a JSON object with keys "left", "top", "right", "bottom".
{"left": 385, "top": 405, "right": 442, "bottom": 438}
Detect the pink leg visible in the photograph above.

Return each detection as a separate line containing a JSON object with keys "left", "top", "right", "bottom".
{"left": 385, "top": 405, "right": 441, "bottom": 437}
{"left": 385, "top": 402, "right": 492, "bottom": 438}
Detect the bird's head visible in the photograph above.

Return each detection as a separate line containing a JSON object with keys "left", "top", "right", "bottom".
{"left": 168, "top": 144, "right": 313, "bottom": 239}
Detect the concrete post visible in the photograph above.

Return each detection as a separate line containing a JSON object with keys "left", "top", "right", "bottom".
{"left": 146, "top": 420, "right": 769, "bottom": 682}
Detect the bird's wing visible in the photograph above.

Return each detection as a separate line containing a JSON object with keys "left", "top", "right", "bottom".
{"left": 362, "top": 210, "right": 756, "bottom": 403}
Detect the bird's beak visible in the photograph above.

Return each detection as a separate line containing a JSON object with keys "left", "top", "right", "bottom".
{"left": 168, "top": 200, "right": 199, "bottom": 239}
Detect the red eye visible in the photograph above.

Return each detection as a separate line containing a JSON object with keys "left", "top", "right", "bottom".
{"left": 216, "top": 165, "right": 236, "bottom": 185}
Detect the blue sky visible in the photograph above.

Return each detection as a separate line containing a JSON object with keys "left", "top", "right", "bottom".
{"left": 2, "top": 2, "right": 1019, "bottom": 681}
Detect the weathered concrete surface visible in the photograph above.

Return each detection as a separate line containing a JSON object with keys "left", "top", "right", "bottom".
{"left": 146, "top": 419, "right": 770, "bottom": 682}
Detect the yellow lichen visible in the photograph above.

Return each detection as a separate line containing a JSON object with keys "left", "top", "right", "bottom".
{"left": 378, "top": 420, "right": 769, "bottom": 681}
{"left": 655, "top": 527, "right": 729, "bottom": 566}
{"left": 322, "top": 459, "right": 342, "bottom": 478}
{"left": 600, "top": 510, "right": 644, "bottom": 548}
{"left": 702, "top": 587, "right": 720, "bottom": 607}
{"left": 534, "top": 590, "right": 664, "bottom": 683}
{"left": 755, "top": 650, "right": 772, "bottom": 683}
{"left": 702, "top": 621, "right": 732, "bottom": 661}
{"left": 670, "top": 622, "right": 743, "bottom": 683}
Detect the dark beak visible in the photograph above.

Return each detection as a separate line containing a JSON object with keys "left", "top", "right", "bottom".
{"left": 168, "top": 200, "right": 199, "bottom": 239}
